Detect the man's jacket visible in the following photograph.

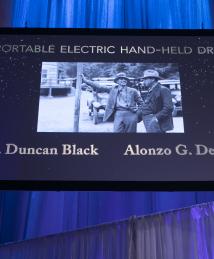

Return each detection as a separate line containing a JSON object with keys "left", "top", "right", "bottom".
{"left": 83, "top": 79, "right": 142, "bottom": 121}
{"left": 142, "top": 83, "right": 174, "bottom": 131}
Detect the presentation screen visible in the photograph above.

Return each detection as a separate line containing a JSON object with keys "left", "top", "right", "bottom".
{"left": 0, "top": 29, "right": 213, "bottom": 189}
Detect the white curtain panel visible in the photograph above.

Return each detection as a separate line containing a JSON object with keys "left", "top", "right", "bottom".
{"left": 135, "top": 202, "right": 214, "bottom": 259}
{"left": 0, "top": 202, "right": 214, "bottom": 259}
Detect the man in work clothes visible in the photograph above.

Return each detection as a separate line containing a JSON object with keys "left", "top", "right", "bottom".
{"left": 81, "top": 72, "right": 143, "bottom": 133}
{"left": 140, "top": 69, "right": 174, "bottom": 133}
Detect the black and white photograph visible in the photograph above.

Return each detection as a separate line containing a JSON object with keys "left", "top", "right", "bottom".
{"left": 37, "top": 62, "right": 184, "bottom": 133}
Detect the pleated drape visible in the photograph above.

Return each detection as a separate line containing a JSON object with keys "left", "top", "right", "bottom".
{"left": 12, "top": 0, "right": 213, "bottom": 28}
{"left": 1, "top": 191, "right": 214, "bottom": 244}
{"left": 1, "top": 202, "right": 214, "bottom": 259}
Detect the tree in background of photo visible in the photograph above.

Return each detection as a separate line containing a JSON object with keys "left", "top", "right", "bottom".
{"left": 54, "top": 62, "right": 179, "bottom": 80}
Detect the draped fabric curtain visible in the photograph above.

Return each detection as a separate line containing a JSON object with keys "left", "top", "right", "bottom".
{"left": 0, "top": 202, "right": 214, "bottom": 259}
{"left": 1, "top": 191, "right": 214, "bottom": 244}
{"left": 0, "top": 0, "right": 13, "bottom": 27}
{"left": 12, "top": 0, "right": 213, "bottom": 28}
{"left": 135, "top": 202, "right": 214, "bottom": 258}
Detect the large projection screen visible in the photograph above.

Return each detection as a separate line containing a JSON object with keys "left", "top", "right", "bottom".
{"left": 0, "top": 29, "right": 214, "bottom": 189}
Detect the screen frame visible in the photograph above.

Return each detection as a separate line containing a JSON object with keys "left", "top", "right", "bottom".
{"left": 1, "top": 28, "right": 214, "bottom": 190}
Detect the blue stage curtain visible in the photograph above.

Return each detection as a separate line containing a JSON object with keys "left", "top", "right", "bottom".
{"left": 12, "top": 0, "right": 213, "bottom": 28}
{"left": 0, "top": 0, "right": 13, "bottom": 27}
{"left": 1, "top": 191, "right": 214, "bottom": 244}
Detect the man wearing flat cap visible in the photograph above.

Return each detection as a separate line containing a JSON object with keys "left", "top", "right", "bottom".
{"left": 81, "top": 72, "right": 143, "bottom": 133}
{"left": 140, "top": 69, "right": 174, "bottom": 133}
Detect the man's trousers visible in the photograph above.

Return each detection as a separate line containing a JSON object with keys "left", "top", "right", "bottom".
{"left": 113, "top": 110, "right": 138, "bottom": 133}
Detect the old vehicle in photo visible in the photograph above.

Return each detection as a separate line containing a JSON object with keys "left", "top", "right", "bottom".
{"left": 86, "top": 78, "right": 115, "bottom": 124}
{"left": 159, "top": 79, "right": 182, "bottom": 117}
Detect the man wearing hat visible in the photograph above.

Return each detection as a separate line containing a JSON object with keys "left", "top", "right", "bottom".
{"left": 81, "top": 72, "right": 143, "bottom": 133}
{"left": 140, "top": 69, "right": 174, "bottom": 133}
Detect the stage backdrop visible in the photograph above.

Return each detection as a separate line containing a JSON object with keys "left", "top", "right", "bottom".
{"left": 1, "top": 191, "right": 214, "bottom": 244}
{"left": 0, "top": 0, "right": 214, "bottom": 246}
{"left": 11, "top": 0, "right": 213, "bottom": 29}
